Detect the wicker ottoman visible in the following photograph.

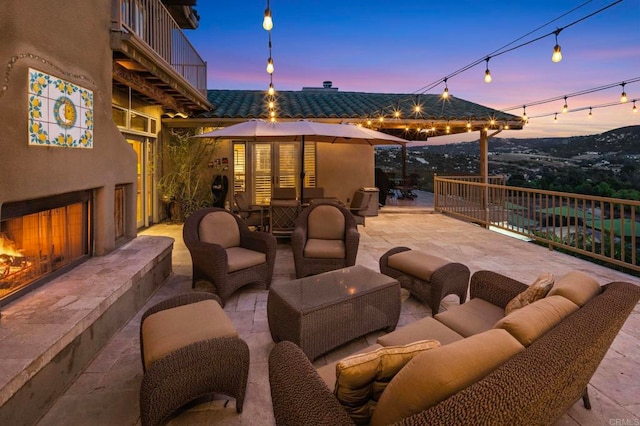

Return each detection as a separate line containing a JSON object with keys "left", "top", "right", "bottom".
{"left": 139, "top": 292, "right": 249, "bottom": 426}
{"left": 379, "top": 247, "right": 470, "bottom": 315}
{"left": 267, "top": 265, "right": 401, "bottom": 360}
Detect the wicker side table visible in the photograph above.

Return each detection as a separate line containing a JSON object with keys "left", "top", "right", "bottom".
{"left": 267, "top": 265, "right": 401, "bottom": 360}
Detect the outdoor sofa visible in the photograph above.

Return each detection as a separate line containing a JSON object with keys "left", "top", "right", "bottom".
{"left": 269, "top": 269, "right": 640, "bottom": 425}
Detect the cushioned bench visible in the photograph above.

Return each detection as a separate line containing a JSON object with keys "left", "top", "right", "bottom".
{"left": 379, "top": 247, "right": 470, "bottom": 315}
{"left": 139, "top": 292, "right": 249, "bottom": 426}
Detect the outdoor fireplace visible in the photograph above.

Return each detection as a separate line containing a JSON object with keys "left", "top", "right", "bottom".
{"left": 0, "top": 190, "right": 92, "bottom": 303}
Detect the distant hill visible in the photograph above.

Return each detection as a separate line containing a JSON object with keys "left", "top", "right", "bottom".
{"left": 413, "top": 125, "right": 640, "bottom": 158}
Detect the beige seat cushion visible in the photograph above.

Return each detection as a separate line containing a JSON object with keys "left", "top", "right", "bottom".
{"left": 546, "top": 270, "right": 601, "bottom": 307}
{"left": 387, "top": 250, "right": 451, "bottom": 282}
{"left": 141, "top": 300, "right": 238, "bottom": 370}
{"left": 199, "top": 211, "right": 240, "bottom": 248}
{"left": 225, "top": 246, "right": 267, "bottom": 273}
{"left": 494, "top": 295, "right": 579, "bottom": 346}
{"left": 333, "top": 340, "right": 441, "bottom": 424}
{"left": 434, "top": 298, "right": 505, "bottom": 337}
{"left": 303, "top": 238, "right": 346, "bottom": 259}
{"left": 505, "top": 272, "right": 555, "bottom": 315}
{"left": 377, "top": 316, "right": 464, "bottom": 347}
{"left": 307, "top": 205, "right": 345, "bottom": 240}
{"left": 371, "top": 329, "right": 524, "bottom": 426}
{"left": 316, "top": 344, "right": 383, "bottom": 390}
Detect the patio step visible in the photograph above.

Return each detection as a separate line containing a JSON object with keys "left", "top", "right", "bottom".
{"left": 0, "top": 236, "right": 173, "bottom": 425}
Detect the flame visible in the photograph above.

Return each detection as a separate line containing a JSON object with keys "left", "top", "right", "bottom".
{"left": 0, "top": 235, "right": 22, "bottom": 257}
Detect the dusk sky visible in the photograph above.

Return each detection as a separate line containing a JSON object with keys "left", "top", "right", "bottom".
{"left": 188, "top": 0, "right": 640, "bottom": 144}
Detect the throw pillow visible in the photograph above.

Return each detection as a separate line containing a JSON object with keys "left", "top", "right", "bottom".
{"left": 505, "top": 272, "right": 554, "bottom": 315}
{"left": 546, "top": 270, "right": 601, "bottom": 307}
{"left": 334, "top": 339, "right": 440, "bottom": 425}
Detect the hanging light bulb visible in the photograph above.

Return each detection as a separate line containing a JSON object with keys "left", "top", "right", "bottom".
{"left": 266, "top": 57, "right": 274, "bottom": 74}
{"left": 484, "top": 57, "right": 492, "bottom": 83}
{"left": 268, "top": 83, "right": 275, "bottom": 96}
{"left": 554, "top": 112, "right": 558, "bottom": 122}
{"left": 393, "top": 110, "right": 401, "bottom": 118}
{"left": 620, "top": 83, "right": 628, "bottom": 103}
{"left": 633, "top": 101, "right": 638, "bottom": 113}
{"left": 552, "top": 29, "right": 563, "bottom": 63}
{"left": 414, "top": 104, "right": 421, "bottom": 113}
{"left": 562, "top": 96, "right": 568, "bottom": 113}
{"left": 268, "top": 100, "right": 275, "bottom": 109}
{"left": 522, "top": 106, "right": 527, "bottom": 121}
{"left": 442, "top": 78, "right": 449, "bottom": 99}
{"left": 262, "top": 2, "right": 273, "bottom": 31}
{"left": 588, "top": 107, "right": 593, "bottom": 118}
{"left": 466, "top": 121, "right": 471, "bottom": 129}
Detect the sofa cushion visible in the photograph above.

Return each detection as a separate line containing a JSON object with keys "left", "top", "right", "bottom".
{"left": 434, "top": 298, "right": 506, "bottom": 337}
{"left": 494, "top": 295, "right": 579, "bottom": 346}
{"left": 377, "top": 316, "right": 464, "bottom": 347}
{"left": 307, "top": 205, "right": 345, "bottom": 240}
{"left": 505, "top": 272, "right": 555, "bottom": 315}
{"left": 225, "top": 246, "right": 267, "bottom": 273}
{"left": 141, "top": 300, "right": 238, "bottom": 370}
{"left": 546, "top": 270, "right": 601, "bottom": 307}
{"left": 387, "top": 250, "right": 451, "bottom": 281}
{"left": 334, "top": 340, "right": 441, "bottom": 424}
{"left": 199, "top": 212, "right": 240, "bottom": 248}
{"left": 316, "top": 344, "right": 383, "bottom": 390}
{"left": 371, "top": 329, "right": 524, "bottom": 426}
{"left": 304, "top": 238, "right": 346, "bottom": 259}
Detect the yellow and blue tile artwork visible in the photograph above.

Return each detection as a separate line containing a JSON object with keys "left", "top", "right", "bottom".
{"left": 28, "top": 68, "right": 93, "bottom": 148}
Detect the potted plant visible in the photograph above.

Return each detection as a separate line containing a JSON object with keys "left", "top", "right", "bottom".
{"left": 157, "top": 128, "right": 218, "bottom": 221}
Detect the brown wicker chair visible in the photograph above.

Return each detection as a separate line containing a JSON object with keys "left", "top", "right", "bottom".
{"left": 183, "top": 207, "right": 276, "bottom": 305}
{"left": 291, "top": 202, "right": 360, "bottom": 279}
{"left": 139, "top": 292, "right": 249, "bottom": 426}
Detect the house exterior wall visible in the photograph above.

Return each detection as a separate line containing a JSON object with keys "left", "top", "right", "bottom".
{"left": 0, "top": 0, "right": 137, "bottom": 255}
{"left": 316, "top": 143, "right": 375, "bottom": 203}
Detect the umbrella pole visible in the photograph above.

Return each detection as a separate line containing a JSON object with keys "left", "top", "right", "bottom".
{"left": 300, "top": 135, "right": 306, "bottom": 202}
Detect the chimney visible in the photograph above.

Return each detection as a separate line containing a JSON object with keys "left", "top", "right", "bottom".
{"left": 323, "top": 81, "right": 332, "bottom": 88}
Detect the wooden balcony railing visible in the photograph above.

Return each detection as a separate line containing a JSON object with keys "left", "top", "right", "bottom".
{"left": 434, "top": 175, "right": 640, "bottom": 273}
{"left": 111, "top": 0, "right": 207, "bottom": 95}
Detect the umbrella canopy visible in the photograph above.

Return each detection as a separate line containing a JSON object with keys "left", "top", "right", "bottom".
{"left": 195, "top": 119, "right": 408, "bottom": 145}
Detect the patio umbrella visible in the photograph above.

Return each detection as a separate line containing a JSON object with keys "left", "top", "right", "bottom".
{"left": 196, "top": 119, "right": 408, "bottom": 200}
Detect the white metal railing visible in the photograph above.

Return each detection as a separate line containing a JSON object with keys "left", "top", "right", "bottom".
{"left": 434, "top": 175, "right": 640, "bottom": 273}
{"left": 111, "top": 0, "right": 207, "bottom": 95}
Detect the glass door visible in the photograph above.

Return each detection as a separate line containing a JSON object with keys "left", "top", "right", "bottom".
{"left": 127, "top": 136, "right": 155, "bottom": 228}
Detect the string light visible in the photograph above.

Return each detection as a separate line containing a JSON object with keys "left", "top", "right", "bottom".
{"left": 620, "top": 82, "right": 628, "bottom": 103}
{"left": 484, "top": 57, "right": 492, "bottom": 83}
{"left": 264, "top": 1, "right": 276, "bottom": 121}
{"left": 552, "top": 29, "right": 563, "bottom": 63}
{"left": 633, "top": 101, "right": 638, "bottom": 113}
{"left": 562, "top": 96, "right": 568, "bottom": 113}
{"left": 522, "top": 106, "right": 527, "bottom": 121}
{"left": 262, "top": 1, "right": 273, "bottom": 31}
{"left": 588, "top": 107, "right": 593, "bottom": 118}
{"left": 554, "top": 112, "right": 558, "bottom": 122}
{"left": 442, "top": 78, "right": 449, "bottom": 99}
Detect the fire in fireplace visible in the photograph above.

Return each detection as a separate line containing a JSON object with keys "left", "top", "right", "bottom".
{"left": 0, "top": 190, "right": 92, "bottom": 303}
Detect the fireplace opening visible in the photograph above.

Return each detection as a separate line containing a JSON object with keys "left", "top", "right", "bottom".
{"left": 1, "top": 190, "right": 92, "bottom": 304}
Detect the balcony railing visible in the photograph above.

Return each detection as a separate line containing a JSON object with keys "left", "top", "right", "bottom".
{"left": 434, "top": 175, "right": 640, "bottom": 273}
{"left": 111, "top": 0, "right": 207, "bottom": 95}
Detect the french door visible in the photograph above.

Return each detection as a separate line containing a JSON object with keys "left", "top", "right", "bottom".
{"left": 253, "top": 142, "right": 299, "bottom": 205}
{"left": 127, "top": 136, "right": 155, "bottom": 228}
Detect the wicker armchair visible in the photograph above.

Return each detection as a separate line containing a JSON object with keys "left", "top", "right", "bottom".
{"left": 183, "top": 207, "right": 276, "bottom": 305}
{"left": 291, "top": 202, "right": 360, "bottom": 279}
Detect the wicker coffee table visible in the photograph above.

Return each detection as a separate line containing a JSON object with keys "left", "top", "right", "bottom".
{"left": 267, "top": 265, "right": 401, "bottom": 360}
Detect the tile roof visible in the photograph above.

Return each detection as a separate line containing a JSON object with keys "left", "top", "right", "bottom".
{"left": 199, "top": 89, "right": 523, "bottom": 139}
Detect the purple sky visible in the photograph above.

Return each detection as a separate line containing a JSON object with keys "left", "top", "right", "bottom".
{"left": 188, "top": 0, "right": 640, "bottom": 144}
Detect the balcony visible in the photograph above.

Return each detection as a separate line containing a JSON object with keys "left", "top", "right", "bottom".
{"left": 2, "top": 199, "right": 637, "bottom": 424}
{"left": 110, "top": 0, "right": 211, "bottom": 114}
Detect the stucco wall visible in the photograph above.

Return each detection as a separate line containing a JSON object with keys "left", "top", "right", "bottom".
{"left": 316, "top": 143, "right": 375, "bottom": 204}
{"left": 0, "top": 0, "right": 137, "bottom": 255}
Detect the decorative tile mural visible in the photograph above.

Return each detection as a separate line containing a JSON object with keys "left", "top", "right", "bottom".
{"left": 28, "top": 68, "right": 93, "bottom": 148}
